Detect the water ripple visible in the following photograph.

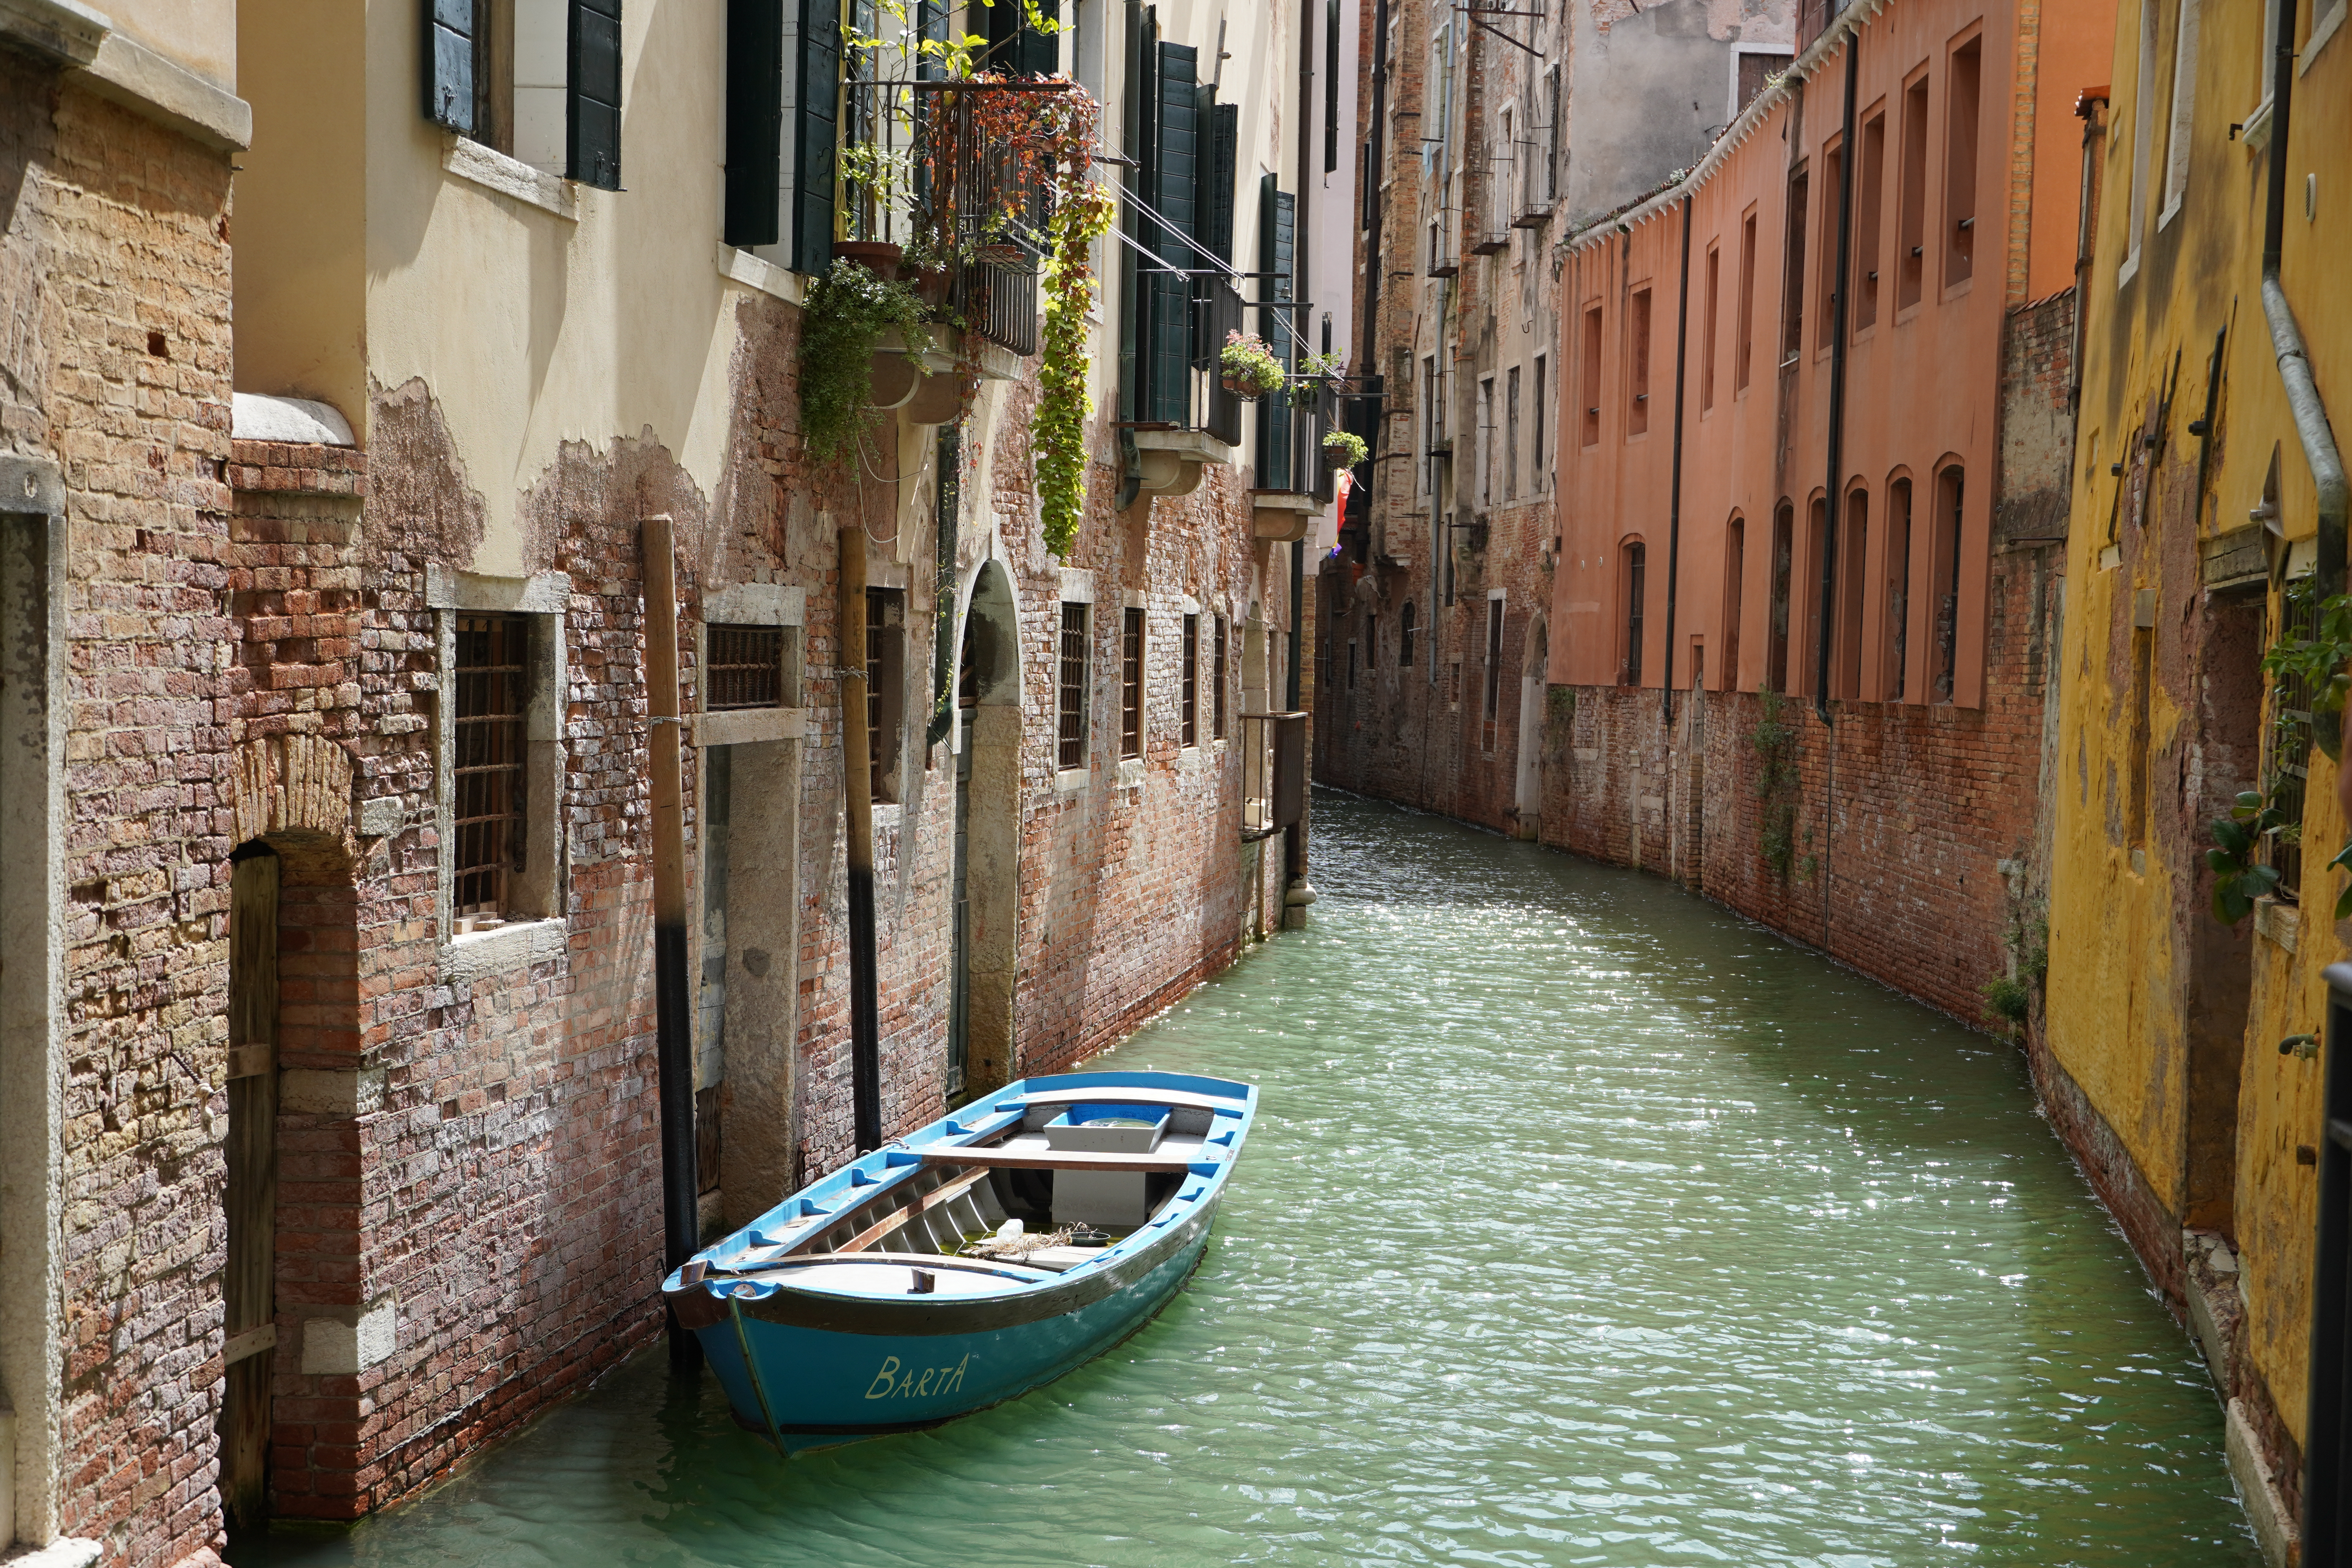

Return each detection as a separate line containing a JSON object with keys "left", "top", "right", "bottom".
{"left": 239, "top": 793, "right": 2257, "bottom": 1568}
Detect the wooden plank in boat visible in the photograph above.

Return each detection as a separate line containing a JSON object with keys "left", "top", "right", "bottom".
{"left": 1011, "top": 1086, "right": 1247, "bottom": 1114}
{"left": 920, "top": 1147, "right": 1212, "bottom": 1174}
{"left": 833, "top": 1166, "right": 993, "bottom": 1255}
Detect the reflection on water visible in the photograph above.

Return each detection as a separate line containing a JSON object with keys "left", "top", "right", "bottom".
{"left": 234, "top": 791, "right": 2258, "bottom": 1567}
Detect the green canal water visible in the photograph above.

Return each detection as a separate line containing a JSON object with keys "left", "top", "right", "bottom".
{"left": 236, "top": 791, "right": 2258, "bottom": 1566}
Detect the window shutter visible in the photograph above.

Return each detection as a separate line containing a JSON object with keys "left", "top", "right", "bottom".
{"left": 568, "top": 0, "right": 624, "bottom": 189}
{"left": 1254, "top": 176, "right": 1296, "bottom": 490}
{"left": 1196, "top": 96, "right": 1237, "bottom": 265}
{"left": 1016, "top": 0, "right": 1060, "bottom": 75}
{"left": 725, "top": 0, "right": 787, "bottom": 247}
{"left": 1116, "top": 5, "right": 1155, "bottom": 421}
{"left": 423, "top": 0, "right": 475, "bottom": 134}
{"left": 1145, "top": 41, "right": 1198, "bottom": 425}
{"left": 793, "top": 0, "right": 840, "bottom": 272}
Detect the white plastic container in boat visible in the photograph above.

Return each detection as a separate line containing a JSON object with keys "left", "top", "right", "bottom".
{"left": 1042, "top": 1103, "right": 1170, "bottom": 1226}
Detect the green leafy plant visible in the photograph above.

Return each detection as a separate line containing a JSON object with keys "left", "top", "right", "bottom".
{"left": 2260, "top": 580, "right": 2352, "bottom": 762}
{"left": 1034, "top": 152, "right": 1115, "bottom": 560}
{"left": 798, "top": 260, "right": 932, "bottom": 464}
{"left": 1752, "top": 687, "right": 1802, "bottom": 880}
{"left": 1220, "top": 332, "right": 1285, "bottom": 399}
{"left": 1321, "top": 428, "right": 1368, "bottom": 470}
{"left": 2207, "top": 789, "right": 2290, "bottom": 924}
{"left": 1982, "top": 975, "right": 2032, "bottom": 1030}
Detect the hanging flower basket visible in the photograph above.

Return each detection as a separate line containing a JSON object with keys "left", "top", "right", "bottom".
{"left": 1220, "top": 332, "right": 1286, "bottom": 400}
{"left": 1322, "top": 428, "right": 1369, "bottom": 471}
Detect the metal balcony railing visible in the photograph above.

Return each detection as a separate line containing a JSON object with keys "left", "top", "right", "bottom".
{"left": 838, "top": 78, "right": 1062, "bottom": 357}
{"left": 1131, "top": 275, "right": 1245, "bottom": 445}
{"left": 1240, "top": 711, "right": 1307, "bottom": 842}
{"left": 1254, "top": 379, "right": 1336, "bottom": 500}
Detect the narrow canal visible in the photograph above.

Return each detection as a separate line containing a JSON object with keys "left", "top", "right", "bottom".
{"left": 240, "top": 791, "right": 2258, "bottom": 1566}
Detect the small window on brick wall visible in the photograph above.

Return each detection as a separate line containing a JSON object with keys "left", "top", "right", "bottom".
{"left": 707, "top": 624, "right": 788, "bottom": 710}
{"left": 433, "top": 581, "right": 565, "bottom": 942}
{"left": 1182, "top": 612, "right": 1200, "bottom": 748}
{"left": 1121, "top": 608, "right": 1145, "bottom": 759}
{"left": 452, "top": 614, "right": 530, "bottom": 930}
{"left": 867, "top": 588, "right": 906, "bottom": 802}
{"left": 1212, "top": 614, "right": 1229, "bottom": 739}
{"left": 1058, "top": 603, "right": 1089, "bottom": 769}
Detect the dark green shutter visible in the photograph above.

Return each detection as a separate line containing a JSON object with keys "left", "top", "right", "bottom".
{"left": 1016, "top": 0, "right": 1060, "bottom": 75}
{"left": 1145, "top": 42, "right": 1197, "bottom": 425}
{"left": 569, "top": 0, "right": 624, "bottom": 189}
{"left": 1197, "top": 98, "right": 1236, "bottom": 265}
{"left": 423, "top": 0, "right": 475, "bottom": 133}
{"left": 1118, "top": 4, "right": 1154, "bottom": 422}
{"left": 725, "top": 0, "right": 786, "bottom": 247}
{"left": 793, "top": 0, "right": 840, "bottom": 271}
{"left": 1255, "top": 177, "right": 1297, "bottom": 490}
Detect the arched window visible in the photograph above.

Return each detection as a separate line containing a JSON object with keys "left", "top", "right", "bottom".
{"left": 1768, "top": 503, "right": 1794, "bottom": 692}
{"left": 1399, "top": 601, "right": 1417, "bottom": 667}
{"left": 1930, "top": 464, "right": 1965, "bottom": 702}
{"left": 1722, "top": 515, "right": 1745, "bottom": 691}
{"left": 1884, "top": 477, "right": 1913, "bottom": 700}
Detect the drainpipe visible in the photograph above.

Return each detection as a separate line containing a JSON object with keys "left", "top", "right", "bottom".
{"left": 642, "top": 516, "right": 702, "bottom": 1373}
{"left": 2262, "top": 0, "right": 2348, "bottom": 597}
{"left": 1661, "top": 196, "right": 1693, "bottom": 726}
{"left": 838, "top": 526, "right": 883, "bottom": 1154}
{"left": 1811, "top": 33, "right": 1860, "bottom": 959}
{"left": 1810, "top": 36, "right": 1860, "bottom": 724}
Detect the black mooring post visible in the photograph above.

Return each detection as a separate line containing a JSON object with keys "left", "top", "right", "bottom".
{"left": 840, "top": 525, "right": 884, "bottom": 1155}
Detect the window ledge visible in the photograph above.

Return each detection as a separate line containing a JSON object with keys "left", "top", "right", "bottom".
{"left": 1116, "top": 757, "right": 1146, "bottom": 788}
{"left": 2157, "top": 196, "right": 2184, "bottom": 233}
{"left": 689, "top": 706, "right": 807, "bottom": 748}
{"left": 2304, "top": 1, "right": 2345, "bottom": 75}
{"left": 439, "top": 917, "right": 568, "bottom": 985}
{"left": 2117, "top": 249, "right": 2141, "bottom": 290}
{"left": 2243, "top": 97, "right": 2275, "bottom": 151}
{"left": 1054, "top": 766, "right": 1090, "bottom": 794}
{"left": 715, "top": 243, "right": 804, "bottom": 305}
{"left": 444, "top": 134, "right": 578, "bottom": 222}
{"left": 2255, "top": 896, "right": 2300, "bottom": 955}
{"left": 871, "top": 802, "right": 904, "bottom": 831}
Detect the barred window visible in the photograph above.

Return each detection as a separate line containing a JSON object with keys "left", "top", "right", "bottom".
{"left": 1058, "top": 603, "right": 1088, "bottom": 769}
{"left": 453, "top": 614, "right": 527, "bottom": 926}
{"left": 1212, "top": 615, "right": 1229, "bottom": 740}
{"left": 1181, "top": 613, "right": 1200, "bottom": 748}
{"left": 707, "top": 624, "right": 783, "bottom": 710}
{"left": 1121, "top": 608, "right": 1145, "bottom": 759}
{"left": 866, "top": 589, "right": 905, "bottom": 803}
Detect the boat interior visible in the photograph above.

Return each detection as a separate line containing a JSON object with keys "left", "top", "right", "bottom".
{"left": 718, "top": 1091, "right": 1243, "bottom": 1282}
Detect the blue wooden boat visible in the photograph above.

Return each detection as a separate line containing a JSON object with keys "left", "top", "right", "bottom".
{"left": 662, "top": 1069, "right": 1258, "bottom": 1452}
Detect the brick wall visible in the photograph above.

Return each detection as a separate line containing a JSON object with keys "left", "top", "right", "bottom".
{"left": 0, "top": 57, "right": 239, "bottom": 1568}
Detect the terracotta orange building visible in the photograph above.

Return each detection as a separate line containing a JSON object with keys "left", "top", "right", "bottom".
{"left": 1542, "top": 0, "right": 2107, "bottom": 1026}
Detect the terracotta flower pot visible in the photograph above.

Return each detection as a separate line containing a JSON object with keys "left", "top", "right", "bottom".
{"left": 832, "top": 240, "right": 904, "bottom": 281}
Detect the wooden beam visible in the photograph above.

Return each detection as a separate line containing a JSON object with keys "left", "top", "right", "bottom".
{"left": 1010, "top": 1086, "right": 1247, "bottom": 1114}
{"left": 920, "top": 1147, "right": 1211, "bottom": 1174}
{"left": 832, "top": 1166, "right": 993, "bottom": 1255}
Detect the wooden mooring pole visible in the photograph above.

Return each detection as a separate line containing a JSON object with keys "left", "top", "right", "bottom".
{"left": 643, "top": 515, "right": 702, "bottom": 1372}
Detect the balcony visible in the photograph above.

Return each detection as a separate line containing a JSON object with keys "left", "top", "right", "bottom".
{"left": 1250, "top": 381, "right": 1337, "bottom": 540}
{"left": 1123, "top": 276, "right": 1245, "bottom": 498}
{"left": 837, "top": 78, "right": 1065, "bottom": 359}
{"left": 1239, "top": 711, "right": 1308, "bottom": 842}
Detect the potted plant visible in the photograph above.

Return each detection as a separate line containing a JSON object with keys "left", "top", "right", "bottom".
{"left": 1321, "top": 428, "right": 1369, "bottom": 471}
{"left": 1220, "top": 332, "right": 1286, "bottom": 400}
{"left": 1291, "top": 348, "right": 1345, "bottom": 407}
{"left": 798, "top": 258, "right": 933, "bottom": 461}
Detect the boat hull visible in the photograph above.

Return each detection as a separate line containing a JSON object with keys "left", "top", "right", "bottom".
{"left": 697, "top": 1194, "right": 1218, "bottom": 1452}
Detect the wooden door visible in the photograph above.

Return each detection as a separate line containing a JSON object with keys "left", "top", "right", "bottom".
{"left": 219, "top": 845, "right": 279, "bottom": 1527}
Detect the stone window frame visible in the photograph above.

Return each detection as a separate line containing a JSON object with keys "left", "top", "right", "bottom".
{"left": 428, "top": 565, "right": 570, "bottom": 975}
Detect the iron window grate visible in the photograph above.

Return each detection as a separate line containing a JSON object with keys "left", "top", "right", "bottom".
{"left": 1058, "top": 604, "right": 1089, "bottom": 770}
{"left": 1121, "top": 608, "right": 1145, "bottom": 759}
{"left": 708, "top": 624, "right": 784, "bottom": 710}
{"left": 453, "top": 614, "right": 527, "bottom": 924}
{"left": 1182, "top": 613, "right": 1200, "bottom": 748}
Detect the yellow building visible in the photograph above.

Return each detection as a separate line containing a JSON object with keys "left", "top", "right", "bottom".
{"left": 2045, "top": 0, "right": 2350, "bottom": 1557}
